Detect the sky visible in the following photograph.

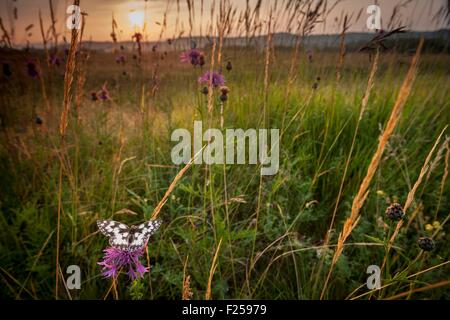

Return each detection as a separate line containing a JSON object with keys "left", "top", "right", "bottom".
{"left": 1, "top": 0, "right": 448, "bottom": 45}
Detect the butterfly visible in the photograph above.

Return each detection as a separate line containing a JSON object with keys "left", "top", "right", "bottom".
{"left": 97, "top": 219, "right": 162, "bottom": 252}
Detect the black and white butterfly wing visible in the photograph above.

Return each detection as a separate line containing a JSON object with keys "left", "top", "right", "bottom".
{"left": 97, "top": 220, "right": 130, "bottom": 250}
{"left": 128, "top": 220, "right": 162, "bottom": 252}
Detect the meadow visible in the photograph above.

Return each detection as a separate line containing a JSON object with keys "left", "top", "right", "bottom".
{"left": 0, "top": 1, "right": 449, "bottom": 300}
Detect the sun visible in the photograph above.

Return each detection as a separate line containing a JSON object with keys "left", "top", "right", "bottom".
{"left": 128, "top": 10, "right": 145, "bottom": 29}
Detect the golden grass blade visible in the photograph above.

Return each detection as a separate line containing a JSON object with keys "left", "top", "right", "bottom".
{"left": 321, "top": 38, "right": 424, "bottom": 299}
{"left": 205, "top": 238, "right": 223, "bottom": 300}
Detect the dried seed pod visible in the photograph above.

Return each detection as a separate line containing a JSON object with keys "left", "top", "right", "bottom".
{"left": 418, "top": 237, "right": 434, "bottom": 251}
{"left": 385, "top": 203, "right": 404, "bottom": 220}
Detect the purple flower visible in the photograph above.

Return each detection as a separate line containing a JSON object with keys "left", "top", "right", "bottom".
{"left": 99, "top": 84, "right": 110, "bottom": 101}
{"left": 115, "top": 55, "right": 125, "bottom": 65}
{"left": 180, "top": 48, "right": 205, "bottom": 66}
{"left": 49, "top": 54, "right": 61, "bottom": 67}
{"left": 98, "top": 247, "right": 148, "bottom": 280}
{"left": 26, "top": 61, "right": 39, "bottom": 78}
{"left": 198, "top": 71, "right": 225, "bottom": 88}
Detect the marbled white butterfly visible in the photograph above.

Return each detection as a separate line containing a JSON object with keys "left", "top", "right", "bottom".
{"left": 97, "top": 219, "right": 162, "bottom": 252}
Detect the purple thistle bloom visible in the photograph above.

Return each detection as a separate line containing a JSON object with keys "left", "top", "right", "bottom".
{"left": 115, "top": 55, "right": 126, "bottom": 65}
{"left": 98, "top": 247, "right": 148, "bottom": 280}
{"left": 198, "top": 71, "right": 225, "bottom": 88}
{"left": 99, "top": 84, "right": 110, "bottom": 101}
{"left": 180, "top": 48, "right": 205, "bottom": 66}
{"left": 49, "top": 54, "right": 61, "bottom": 67}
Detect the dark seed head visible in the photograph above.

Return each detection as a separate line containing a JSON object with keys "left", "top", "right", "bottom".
{"left": 220, "top": 86, "right": 230, "bottom": 95}
{"left": 201, "top": 86, "right": 209, "bottom": 95}
{"left": 198, "top": 55, "right": 205, "bottom": 67}
{"left": 386, "top": 203, "right": 404, "bottom": 220}
{"left": 219, "top": 94, "right": 228, "bottom": 102}
{"left": 35, "top": 116, "right": 43, "bottom": 125}
{"left": 3, "top": 62, "right": 12, "bottom": 77}
{"left": 91, "top": 92, "right": 98, "bottom": 101}
{"left": 312, "top": 82, "right": 319, "bottom": 90}
{"left": 226, "top": 61, "right": 232, "bottom": 71}
{"left": 418, "top": 237, "right": 434, "bottom": 251}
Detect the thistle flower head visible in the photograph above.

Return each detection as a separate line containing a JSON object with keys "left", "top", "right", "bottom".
{"left": 385, "top": 203, "right": 405, "bottom": 221}
{"left": 91, "top": 91, "right": 98, "bottom": 101}
{"left": 201, "top": 86, "right": 209, "bottom": 95}
{"left": 49, "top": 54, "right": 61, "bottom": 67}
{"left": 99, "top": 84, "right": 110, "bottom": 101}
{"left": 418, "top": 237, "right": 434, "bottom": 251}
{"left": 220, "top": 86, "right": 230, "bottom": 95}
{"left": 180, "top": 48, "right": 205, "bottom": 66}
{"left": 115, "top": 55, "right": 125, "bottom": 65}
{"left": 226, "top": 61, "right": 232, "bottom": 71}
{"left": 98, "top": 247, "right": 148, "bottom": 280}
{"left": 198, "top": 71, "right": 225, "bottom": 88}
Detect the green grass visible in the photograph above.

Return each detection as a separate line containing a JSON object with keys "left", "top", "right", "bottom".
{"left": 0, "top": 48, "right": 449, "bottom": 299}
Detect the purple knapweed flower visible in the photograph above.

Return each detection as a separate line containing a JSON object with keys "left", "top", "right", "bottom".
{"left": 115, "top": 55, "right": 125, "bottom": 65}
{"left": 98, "top": 247, "right": 148, "bottom": 280}
{"left": 180, "top": 48, "right": 205, "bottom": 66}
{"left": 49, "top": 54, "right": 61, "bottom": 67}
{"left": 26, "top": 61, "right": 39, "bottom": 78}
{"left": 198, "top": 71, "right": 225, "bottom": 88}
{"left": 99, "top": 84, "right": 110, "bottom": 101}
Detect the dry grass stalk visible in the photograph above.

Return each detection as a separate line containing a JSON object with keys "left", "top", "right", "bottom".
{"left": 182, "top": 256, "right": 193, "bottom": 300}
{"left": 55, "top": 0, "right": 80, "bottom": 300}
{"left": 74, "top": 12, "right": 87, "bottom": 123}
{"left": 384, "top": 279, "right": 450, "bottom": 300}
{"left": 49, "top": 0, "right": 58, "bottom": 50}
{"left": 151, "top": 145, "right": 206, "bottom": 220}
{"left": 0, "top": 17, "right": 12, "bottom": 48}
{"left": 38, "top": 11, "right": 50, "bottom": 67}
{"left": 205, "top": 238, "right": 222, "bottom": 300}
{"left": 336, "top": 14, "right": 351, "bottom": 82}
{"left": 326, "top": 48, "right": 380, "bottom": 244}
{"left": 320, "top": 38, "right": 424, "bottom": 299}
{"left": 312, "top": 48, "right": 381, "bottom": 297}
